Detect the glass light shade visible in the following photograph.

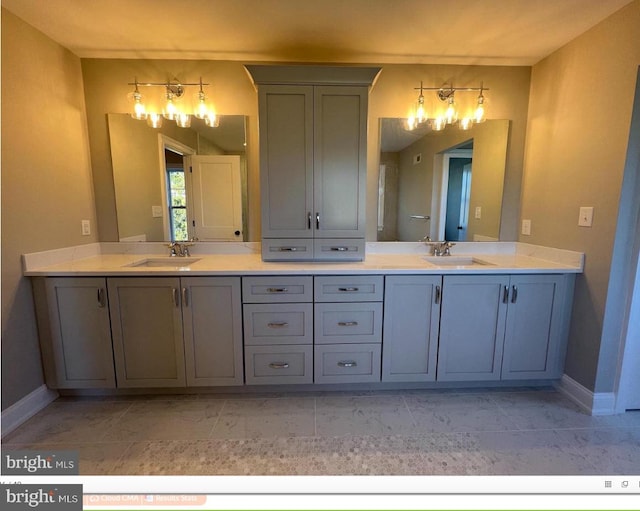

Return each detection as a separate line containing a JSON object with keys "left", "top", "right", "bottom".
{"left": 163, "top": 93, "right": 179, "bottom": 120}
{"left": 146, "top": 113, "right": 163, "bottom": 128}
{"left": 176, "top": 113, "right": 191, "bottom": 128}
{"left": 127, "top": 90, "right": 147, "bottom": 120}
{"left": 431, "top": 117, "right": 447, "bottom": 131}
{"left": 458, "top": 117, "right": 474, "bottom": 130}
{"left": 416, "top": 95, "right": 427, "bottom": 125}
{"left": 474, "top": 94, "right": 487, "bottom": 123}
{"left": 204, "top": 111, "right": 219, "bottom": 127}
{"left": 406, "top": 114, "right": 416, "bottom": 131}
{"left": 445, "top": 97, "right": 458, "bottom": 124}
{"left": 193, "top": 91, "right": 209, "bottom": 119}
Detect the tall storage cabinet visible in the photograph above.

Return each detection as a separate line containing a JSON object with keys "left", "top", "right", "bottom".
{"left": 248, "top": 65, "right": 380, "bottom": 261}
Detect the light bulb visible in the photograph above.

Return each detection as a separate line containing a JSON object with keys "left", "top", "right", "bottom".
{"left": 176, "top": 112, "right": 191, "bottom": 128}
{"left": 416, "top": 95, "right": 427, "bottom": 125}
{"left": 127, "top": 81, "right": 147, "bottom": 120}
{"left": 406, "top": 114, "right": 416, "bottom": 131}
{"left": 431, "top": 117, "right": 447, "bottom": 131}
{"left": 146, "top": 113, "right": 163, "bottom": 128}
{"left": 474, "top": 92, "right": 486, "bottom": 123}
{"left": 193, "top": 79, "right": 209, "bottom": 119}
{"left": 458, "top": 117, "right": 473, "bottom": 130}
{"left": 445, "top": 96, "right": 458, "bottom": 124}
{"left": 163, "top": 92, "right": 179, "bottom": 120}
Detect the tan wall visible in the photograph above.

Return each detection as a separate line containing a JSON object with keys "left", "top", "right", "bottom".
{"left": 81, "top": 59, "right": 260, "bottom": 241}
{"left": 1, "top": 10, "right": 97, "bottom": 409}
{"left": 521, "top": 0, "right": 640, "bottom": 391}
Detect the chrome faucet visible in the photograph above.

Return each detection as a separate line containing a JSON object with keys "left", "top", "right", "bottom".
{"left": 427, "top": 241, "right": 456, "bottom": 256}
{"left": 167, "top": 241, "right": 195, "bottom": 257}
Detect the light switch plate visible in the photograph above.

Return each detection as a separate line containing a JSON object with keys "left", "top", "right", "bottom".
{"left": 522, "top": 219, "right": 531, "bottom": 236}
{"left": 578, "top": 206, "right": 594, "bottom": 227}
{"left": 152, "top": 206, "right": 163, "bottom": 218}
{"left": 474, "top": 206, "right": 482, "bottom": 219}
{"left": 413, "top": 153, "right": 422, "bottom": 165}
{"left": 81, "top": 220, "right": 91, "bottom": 236}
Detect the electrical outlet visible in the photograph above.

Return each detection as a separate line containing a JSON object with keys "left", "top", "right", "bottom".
{"left": 578, "top": 206, "right": 594, "bottom": 227}
{"left": 522, "top": 219, "right": 531, "bottom": 236}
{"left": 474, "top": 206, "right": 482, "bottom": 219}
{"left": 152, "top": 205, "right": 163, "bottom": 218}
{"left": 81, "top": 220, "right": 91, "bottom": 236}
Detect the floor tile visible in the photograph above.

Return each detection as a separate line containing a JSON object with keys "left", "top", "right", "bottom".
{"left": 2, "top": 401, "right": 132, "bottom": 444}
{"left": 210, "top": 397, "right": 315, "bottom": 439}
{"left": 315, "top": 395, "right": 417, "bottom": 437}
{"left": 101, "top": 399, "right": 225, "bottom": 441}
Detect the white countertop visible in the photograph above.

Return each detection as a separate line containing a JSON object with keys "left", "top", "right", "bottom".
{"left": 22, "top": 242, "right": 584, "bottom": 276}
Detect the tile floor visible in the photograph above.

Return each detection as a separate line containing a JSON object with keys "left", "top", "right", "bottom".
{"left": 3, "top": 388, "right": 640, "bottom": 475}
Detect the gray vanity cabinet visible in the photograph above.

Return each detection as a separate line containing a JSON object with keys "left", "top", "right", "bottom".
{"left": 33, "top": 277, "right": 115, "bottom": 389}
{"left": 181, "top": 277, "right": 244, "bottom": 386}
{"left": 437, "top": 274, "right": 571, "bottom": 382}
{"left": 381, "top": 275, "right": 442, "bottom": 382}
{"left": 258, "top": 85, "right": 368, "bottom": 261}
{"left": 108, "top": 277, "right": 186, "bottom": 387}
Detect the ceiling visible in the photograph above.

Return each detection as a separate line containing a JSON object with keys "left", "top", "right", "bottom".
{"left": 2, "top": 0, "right": 633, "bottom": 65}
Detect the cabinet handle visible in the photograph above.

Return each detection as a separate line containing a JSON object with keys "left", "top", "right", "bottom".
{"left": 172, "top": 288, "right": 179, "bottom": 307}
{"left": 503, "top": 285, "right": 509, "bottom": 304}
{"left": 330, "top": 247, "right": 348, "bottom": 252}
{"left": 338, "top": 287, "right": 359, "bottom": 292}
{"left": 278, "top": 247, "right": 298, "bottom": 252}
{"left": 511, "top": 285, "right": 518, "bottom": 303}
{"left": 269, "top": 362, "right": 290, "bottom": 369}
{"left": 338, "top": 321, "right": 358, "bottom": 326}
{"left": 435, "top": 285, "right": 441, "bottom": 304}
{"left": 182, "top": 288, "right": 189, "bottom": 307}
{"left": 267, "top": 322, "right": 289, "bottom": 328}
{"left": 267, "top": 287, "right": 288, "bottom": 293}
{"left": 316, "top": 212, "right": 320, "bottom": 229}
{"left": 338, "top": 361, "right": 357, "bottom": 368}
{"left": 307, "top": 212, "right": 312, "bottom": 230}
{"left": 97, "top": 288, "right": 106, "bottom": 308}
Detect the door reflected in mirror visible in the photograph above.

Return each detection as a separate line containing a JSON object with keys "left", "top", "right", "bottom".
{"left": 108, "top": 114, "right": 248, "bottom": 242}
{"left": 377, "top": 118, "right": 509, "bottom": 242}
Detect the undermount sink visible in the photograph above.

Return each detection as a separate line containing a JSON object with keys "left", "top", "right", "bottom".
{"left": 125, "top": 257, "right": 201, "bottom": 268}
{"left": 423, "top": 255, "right": 494, "bottom": 267}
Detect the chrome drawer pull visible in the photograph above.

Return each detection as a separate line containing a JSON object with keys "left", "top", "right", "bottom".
{"left": 503, "top": 285, "right": 509, "bottom": 304}
{"left": 269, "top": 362, "right": 290, "bottom": 369}
{"left": 267, "top": 287, "right": 288, "bottom": 293}
{"left": 338, "top": 321, "right": 359, "bottom": 326}
{"left": 511, "top": 285, "right": 518, "bottom": 303}
{"left": 338, "top": 361, "right": 357, "bottom": 368}
{"left": 330, "top": 246, "right": 348, "bottom": 251}
{"left": 278, "top": 247, "right": 298, "bottom": 252}
{"left": 97, "top": 288, "right": 106, "bottom": 308}
{"left": 338, "top": 287, "right": 359, "bottom": 292}
{"left": 267, "top": 322, "right": 289, "bottom": 328}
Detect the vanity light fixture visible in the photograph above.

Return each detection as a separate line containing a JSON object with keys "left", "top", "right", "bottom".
{"left": 407, "top": 82, "right": 489, "bottom": 131}
{"left": 127, "top": 77, "right": 216, "bottom": 128}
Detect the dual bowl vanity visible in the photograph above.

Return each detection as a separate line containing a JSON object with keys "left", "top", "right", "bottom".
{"left": 24, "top": 241, "right": 583, "bottom": 394}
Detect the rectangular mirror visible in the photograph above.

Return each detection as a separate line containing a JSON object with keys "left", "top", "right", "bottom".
{"left": 378, "top": 118, "right": 509, "bottom": 242}
{"left": 108, "top": 114, "right": 248, "bottom": 242}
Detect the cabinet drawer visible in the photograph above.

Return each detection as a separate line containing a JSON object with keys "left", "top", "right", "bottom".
{"left": 313, "top": 238, "right": 365, "bottom": 261}
{"left": 245, "top": 345, "right": 313, "bottom": 385}
{"left": 314, "top": 344, "right": 381, "bottom": 383}
{"left": 314, "top": 275, "right": 384, "bottom": 302}
{"left": 243, "top": 303, "right": 313, "bottom": 345}
{"left": 314, "top": 302, "right": 382, "bottom": 344}
{"left": 262, "top": 239, "right": 314, "bottom": 261}
{"left": 242, "top": 276, "right": 312, "bottom": 303}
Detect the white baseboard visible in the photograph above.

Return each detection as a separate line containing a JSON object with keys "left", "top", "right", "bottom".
{"left": 1, "top": 385, "right": 58, "bottom": 438}
{"left": 555, "top": 374, "right": 617, "bottom": 416}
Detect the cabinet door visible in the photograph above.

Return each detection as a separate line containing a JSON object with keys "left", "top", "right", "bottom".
{"left": 502, "top": 275, "right": 565, "bottom": 379}
{"left": 313, "top": 86, "right": 367, "bottom": 238}
{"left": 41, "top": 277, "right": 115, "bottom": 389}
{"left": 382, "top": 275, "right": 441, "bottom": 382}
{"left": 259, "top": 85, "right": 314, "bottom": 239}
{"left": 108, "top": 278, "right": 186, "bottom": 387}
{"left": 437, "top": 275, "right": 509, "bottom": 381}
{"left": 182, "top": 277, "right": 243, "bottom": 386}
